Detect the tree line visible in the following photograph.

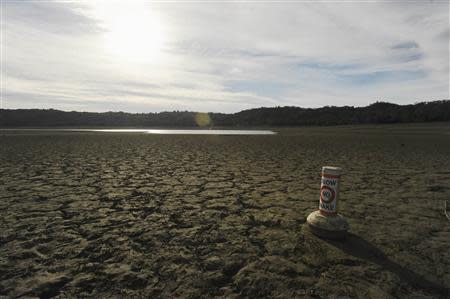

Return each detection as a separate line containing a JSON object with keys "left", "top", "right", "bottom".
{"left": 1, "top": 100, "right": 449, "bottom": 127}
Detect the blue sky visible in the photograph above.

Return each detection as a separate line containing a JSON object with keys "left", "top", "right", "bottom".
{"left": 1, "top": 0, "right": 449, "bottom": 112}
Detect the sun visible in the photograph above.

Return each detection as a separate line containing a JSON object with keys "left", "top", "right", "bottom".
{"left": 105, "top": 14, "right": 165, "bottom": 63}
{"left": 90, "top": 1, "right": 167, "bottom": 64}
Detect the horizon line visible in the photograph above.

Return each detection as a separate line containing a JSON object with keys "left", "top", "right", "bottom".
{"left": 1, "top": 99, "right": 449, "bottom": 115}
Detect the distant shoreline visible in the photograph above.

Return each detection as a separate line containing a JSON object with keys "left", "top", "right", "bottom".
{"left": 1, "top": 100, "right": 449, "bottom": 127}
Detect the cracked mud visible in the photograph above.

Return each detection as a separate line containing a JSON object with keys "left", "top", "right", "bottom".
{"left": 1, "top": 124, "right": 449, "bottom": 298}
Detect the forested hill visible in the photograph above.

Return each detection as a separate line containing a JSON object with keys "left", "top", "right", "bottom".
{"left": 1, "top": 100, "right": 449, "bottom": 127}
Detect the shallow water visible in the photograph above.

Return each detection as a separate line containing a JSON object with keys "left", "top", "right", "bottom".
{"left": 0, "top": 128, "right": 277, "bottom": 135}
{"left": 87, "top": 129, "right": 276, "bottom": 135}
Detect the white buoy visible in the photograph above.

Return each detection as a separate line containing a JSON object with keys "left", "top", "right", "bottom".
{"left": 307, "top": 166, "right": 349, "bottom": 239}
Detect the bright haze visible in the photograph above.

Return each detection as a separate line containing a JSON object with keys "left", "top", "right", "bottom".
{"left": 2, "top": 0, "right": 449, "bottom": 113}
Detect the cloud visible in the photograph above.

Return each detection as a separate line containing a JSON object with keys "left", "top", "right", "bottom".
{"left": 3, "top": 1, "right": 102, "bottom": 35}
{"left": 338, "top": 70, "right": 427, "bottom": 87}
{"left": 392, "top": 41, "right": 420, "bottom": 50}
{"left": 2, "top": 0, "right": 448, "bottom": 112}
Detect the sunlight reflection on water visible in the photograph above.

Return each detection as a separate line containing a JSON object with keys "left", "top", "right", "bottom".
{"left": 0, "top": 129, "right": 277, "bottom": 135}
{"left": 87, "top": 129, "right": 276, "bottom": 135}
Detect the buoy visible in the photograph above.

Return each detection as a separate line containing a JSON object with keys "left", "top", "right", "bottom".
{"left": 307, "top": 166, "right": 349, "bottom": 240}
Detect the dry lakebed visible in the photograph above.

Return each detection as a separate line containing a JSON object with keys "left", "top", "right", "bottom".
{"left": 1, "top": 123, "right": 449, "bottom": 298}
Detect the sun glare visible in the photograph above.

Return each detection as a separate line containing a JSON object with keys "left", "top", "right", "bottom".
{"left": 90, "top": 1, "right": 166, "bottom": 64}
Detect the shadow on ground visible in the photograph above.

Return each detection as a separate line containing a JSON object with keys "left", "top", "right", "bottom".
{"left": 322, "top": 233, "right": 449, "bottom": 298}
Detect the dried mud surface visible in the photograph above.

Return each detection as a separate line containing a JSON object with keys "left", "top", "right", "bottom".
{"left": 1, "top": 124, "right": 450, "bottom": 298}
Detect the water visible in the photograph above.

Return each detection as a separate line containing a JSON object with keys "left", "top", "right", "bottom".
{"left": 82, "top": 129, "right": 276, "bottom": 135}
{"left": 0, "top": 129, "right": 276, "bottom": 135}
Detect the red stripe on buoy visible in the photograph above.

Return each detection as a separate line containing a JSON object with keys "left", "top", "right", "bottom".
{"left": 319, "top": 209, "right": 337, "bottom": 216}
{"left": 322, "top": 173, "right": 341, "bottom": 179}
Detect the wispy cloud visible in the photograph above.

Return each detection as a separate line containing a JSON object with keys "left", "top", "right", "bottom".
{"left": 1, "top": 0, "right": 448, "bottom": 112}
{"left": 4, "top": 1, "right": 101, "bottom": 35}
{"left": 392, "top": 41, "right": 419, "bottom": 50}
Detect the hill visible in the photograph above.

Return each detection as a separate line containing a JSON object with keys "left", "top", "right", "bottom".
{"left": 1, "top": 100, "right": 449, "bottom": 127}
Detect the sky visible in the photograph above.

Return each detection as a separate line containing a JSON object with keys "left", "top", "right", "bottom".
{"left": 1, "top": 0, "right": 449, "bottom": 113}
